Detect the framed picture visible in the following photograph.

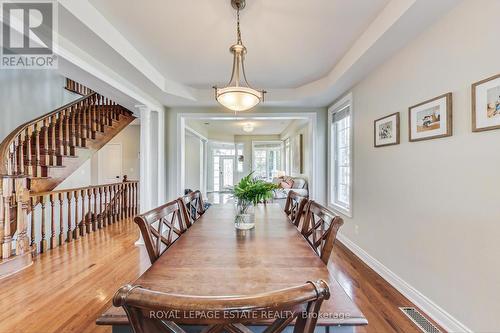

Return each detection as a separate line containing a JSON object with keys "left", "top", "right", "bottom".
{"left": 374, "top": 112, "right": 400, "bottom": 147}
{"left": 472, "top": 74, "right": 500, "bottom": 132}
{"left": 409, "top": 93, "right": 452, "bottom": 142}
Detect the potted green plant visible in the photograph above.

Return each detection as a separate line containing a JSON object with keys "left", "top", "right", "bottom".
{"left": 232, "top": 172, "right": 278, "bottom": 230}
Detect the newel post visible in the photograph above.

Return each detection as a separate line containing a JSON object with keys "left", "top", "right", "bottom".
{"left": 1, "top": 178, "right": 13, "bottom": 259}
{"left": 14, "top": 177, "right": 30, "bottom": 256}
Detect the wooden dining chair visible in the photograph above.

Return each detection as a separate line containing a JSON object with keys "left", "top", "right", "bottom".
{"left": 301, "top": 201, "right": 344, "bottom": 265}
{"left": 113, "top": 279, "right": 330, "bottom": 333}
{"left": 181, "top": 190, "right": 206, "bottom": 228}
{"left": 284, "top": 190, "right": 309, "bottom": 229}
{"left": 134, "top": 199, "right": 188, "bottom": 264}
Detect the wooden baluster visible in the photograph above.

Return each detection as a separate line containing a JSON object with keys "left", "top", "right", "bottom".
{"left": 34, "top": 122, "right": 42, "bottom": 177}
{"left": 126, "top": 182, "right": 131, "bottom": 218}
{"left": 88, "top": 98, "right": 95, "bottom": 139}
{"left": 42, "top": 118, "right": 50, "bottom": 167}
{"left": 103, "top": 186, "right": 108, "bottom": 226}
{"left": 124, "top": 182, "right": 130, "bottom": 218}
{"left": 98, "top": 187, "right": 103, "bottom": 229}
{"left": 95, "top": 95, "right": 102, "bottom": 132}
{"left": 112, "top": 185, "right": 117, "bottom": 224}
{"left": 73, "top": 190, "right": 79, "bottom": 240}
{"left": 109, "top": 185, "right": 115, "bottom": 224}
{"left": 92, "top": 188, "right": 97, "bottom": 231}
{"left": 87, "top": 188, "right": 92, "bottom": 233}
{"left": 58, "top": 193, "right": 64, "bottom": 245}
{"left": 29, "top": 197, "right": 35, "bottom": 252}
{"left": 106, "top": 98, "right": 112, "bottom": 126}
{"left": 64, "top": 109, "right": 70, "bottom": 155}
{"left": 116, "top": 185, "right": 121, "bottom": 222}
{"left": 57, "top": 111, "right": 64, "bottom": 158}
{"left": 12, "top": 137, "right": 18, "bottom": 175}
{"left": 17, "top": 133, "right": 24, "bottom": 175}
{"left": 40, "top": 195, "right": 47, "bottom": 253}
{"left": 50, "top": 115, "right": 58, "bottom": 165}
{"left": 50, "top": 194, "right": 56, "bottom": 249}
{"left": 66, "top": 192, "right": 73, "bottom": 242}
{"left": 70, "top": 105, "right": 77, "bottom": 150}
{"left": 80, "top": 189, "right": 86, "bottom": 236}
{"left": 80, "top": 101, "right": 87, "bottom": 147}
{"left": 74, "top": 103, "right": 81, "bottom": 147}
{"left": 24, "top": 127, "right": 32, "bottom": 176}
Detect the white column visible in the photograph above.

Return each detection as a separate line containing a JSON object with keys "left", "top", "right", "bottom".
{"left": 157, "top": 109, "right": 166, "bottom": 204}
{"left": 136, "top": 105, "right": 151, "bottom": 246}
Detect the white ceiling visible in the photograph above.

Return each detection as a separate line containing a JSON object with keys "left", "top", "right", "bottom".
{"left": 88, "top": 0, "right": 389, "bottom": 89}
{"left": 55, "top": 0, "right": 461, "bottom": 110}
{"left": 187, "top": 119, "right": 294, "bottom": 136}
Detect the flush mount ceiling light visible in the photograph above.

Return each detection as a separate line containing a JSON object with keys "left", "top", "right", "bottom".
{"left": 213, "top": 0, "right": 266, "bottom": 112}
{"left": 242, "top": 122, "right": 254, "bottom": 132}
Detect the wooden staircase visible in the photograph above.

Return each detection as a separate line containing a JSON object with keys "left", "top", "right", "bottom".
{"left": 0, "top": 79, "right": 136, "bottom": 278}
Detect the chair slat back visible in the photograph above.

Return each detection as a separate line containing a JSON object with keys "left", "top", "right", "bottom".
{"left": 113, "top": 280, "right": 330, "bottom": 333}
{"left": 301, "top": 201, "right": 344, "bottom": 264}
{"left": 181, "top": 190, "right": 206, "bottom": 227}
{"left": 284, "top": 190, "right": 309, "bottom": 228}
{"left": 134, "top": 199, "right": 187, "bottom": 264}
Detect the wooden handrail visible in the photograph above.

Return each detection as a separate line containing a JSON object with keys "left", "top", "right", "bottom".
{"left": 28, "top": 179, "right": 139, "bottom": 254}
{"left": 0, "top": 93, "right": 95, "bottom": 175}
{"left": 31, "top": 180, "right": 138, "bottom": 197}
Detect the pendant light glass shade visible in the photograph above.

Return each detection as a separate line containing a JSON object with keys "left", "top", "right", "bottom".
{"left": 214, "top": 1, "right": 265, "bottom": 112}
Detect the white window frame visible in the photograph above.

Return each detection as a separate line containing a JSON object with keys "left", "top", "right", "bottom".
{"left": 328, "top": 93, "right": 353, "bottom": 217}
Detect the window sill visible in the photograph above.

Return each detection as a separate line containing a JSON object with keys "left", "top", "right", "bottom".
{"left": 328, "top": 203, "right": 352, "bottom": 218}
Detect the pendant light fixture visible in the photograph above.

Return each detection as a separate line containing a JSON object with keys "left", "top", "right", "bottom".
{"left": 242, "top": 122, "right": 254, "bottom": 133}
{"left": 213, "top": 0, "right": 266, "bottom": 112}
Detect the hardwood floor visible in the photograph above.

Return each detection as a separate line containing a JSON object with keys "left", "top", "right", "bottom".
{"left": 0, "top": 218, "right": 150, "bottom": 333}
{"left": 0, "top": 201, "right": 444, "bottom": 333}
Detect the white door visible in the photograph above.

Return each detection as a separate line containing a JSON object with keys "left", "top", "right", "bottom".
{"left": 99, "top": 143, "right": 123, "bottom": 184}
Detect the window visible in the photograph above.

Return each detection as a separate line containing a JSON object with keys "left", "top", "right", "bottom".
{"left": 252, "top": 142, "right": 282, "bottom": 181}
{"left": 328, "top": 94, "right": 353, "bottom": 217}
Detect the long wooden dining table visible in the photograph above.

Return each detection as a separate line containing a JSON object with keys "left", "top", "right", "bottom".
{"left": 96, "top": 202, "right": 367, "bottom": 332}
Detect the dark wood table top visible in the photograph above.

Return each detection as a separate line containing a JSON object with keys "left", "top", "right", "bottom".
{"left": 97, "top": 203, "right": 367, "bottom": 326}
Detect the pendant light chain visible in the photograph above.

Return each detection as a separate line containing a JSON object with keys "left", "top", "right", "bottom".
{"left": 237, "top": 8, "right": 242, "bottom": 44}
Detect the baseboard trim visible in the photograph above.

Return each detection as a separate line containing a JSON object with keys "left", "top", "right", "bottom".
{"left": 337, "top": 233, "right": 472, "bottom": 333}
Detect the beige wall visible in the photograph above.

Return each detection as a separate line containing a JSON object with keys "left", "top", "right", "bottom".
{"left": 339, "top": 1, "right": 500, "bottom": 331}
{"left": 281, "top": 120, "right": 310, "bottom": 179}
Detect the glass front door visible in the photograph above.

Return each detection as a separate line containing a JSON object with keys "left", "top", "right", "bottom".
{"left": 220, "top": 157, "right": 234, "bottom": 190}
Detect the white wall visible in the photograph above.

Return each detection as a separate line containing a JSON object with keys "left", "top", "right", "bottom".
{"left": 339, "top": 1, "right": 500, "bottom": 331}
{"left": 0, "top": 70, "right": 79, "bottom": 141}
{"left": 184, "top": 132, "right": 203, "bottom": 191}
